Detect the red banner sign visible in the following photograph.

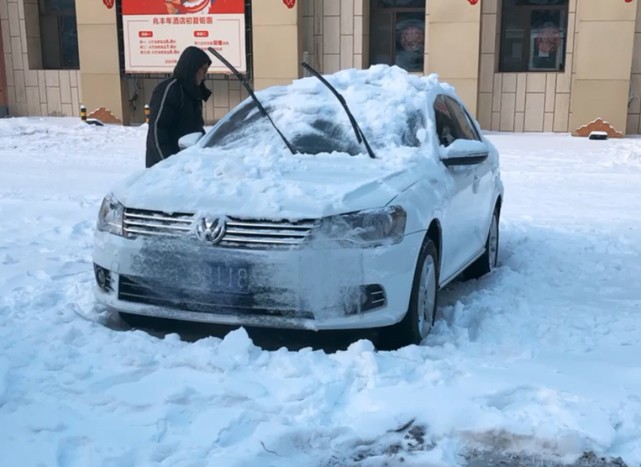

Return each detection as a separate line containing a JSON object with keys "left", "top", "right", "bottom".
{"left": 103, "top": 0, "right": 114, "bottom": 8}
{"left": 283, "top": 0, "right": 296, "bottom": 8}
{"left": 121, "top": 0, "right": 246, "bottom": 74}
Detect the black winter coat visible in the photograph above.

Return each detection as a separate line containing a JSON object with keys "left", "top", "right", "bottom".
{"left": 145, "top": 46, "right": 212, "bottom": 168}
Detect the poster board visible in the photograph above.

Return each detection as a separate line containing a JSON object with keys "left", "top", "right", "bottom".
{"left": 121, "top": 0, "right": 246, "bottom": 74}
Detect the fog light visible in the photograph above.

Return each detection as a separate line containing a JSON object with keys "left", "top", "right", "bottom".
{"left": 93, "top": 264, "right": 112, "bottom": 292}
{"left": 344, "top": 284, "right": 386, "bottom": 315}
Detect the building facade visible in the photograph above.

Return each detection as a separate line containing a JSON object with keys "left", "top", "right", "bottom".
{"left": 1, "top": 0, "right": 640, "bottom": 135}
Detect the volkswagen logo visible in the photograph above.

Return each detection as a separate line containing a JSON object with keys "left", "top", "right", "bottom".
{"left": 196, "top": 216, "right": 226, "bottom": 245}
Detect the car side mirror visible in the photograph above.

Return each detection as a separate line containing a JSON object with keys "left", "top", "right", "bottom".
{"left": 178, "top": 132, "right": 203, "bottom": 150}
{"left": 439, "top": 139, "right": 489, "bottom": 167}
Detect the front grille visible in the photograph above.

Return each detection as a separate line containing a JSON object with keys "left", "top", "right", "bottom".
{"left": 222, "top": 218, "right": 315, "bottom": 247}
{"left": 124, "top": 208, "right": 192, "bottom": 238}
{"left": 118, "top": 275, "right": 314, "bottom": 319}
{"left": 123, "top": 208, "right": 316, "bottom": 248}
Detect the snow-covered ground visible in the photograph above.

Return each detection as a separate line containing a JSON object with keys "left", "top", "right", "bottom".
{"left": 1, "top": 117, "right": 640, "bottom": 467}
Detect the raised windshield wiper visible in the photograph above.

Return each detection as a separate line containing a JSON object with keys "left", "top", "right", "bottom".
{"left": 301, "top": 61, "right": 376, "bottom": 159}
{"left": 207, "top": 47, "right": 297, "bottom": 155}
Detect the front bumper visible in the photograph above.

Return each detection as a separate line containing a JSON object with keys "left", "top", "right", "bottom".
{"left": 93, "top": 230, "right": 423, "bottom": 331}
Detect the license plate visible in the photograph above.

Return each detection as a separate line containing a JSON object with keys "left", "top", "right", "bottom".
{"left": 208, "top": 263, "right": 251, "bottom": 294}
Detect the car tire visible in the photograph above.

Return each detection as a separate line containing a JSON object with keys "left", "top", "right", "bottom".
{"left": 464, "top": 208, "right": 499, "bottom": 280}
{"left": 378, "top": 239, "right": 439, "bottom": 350}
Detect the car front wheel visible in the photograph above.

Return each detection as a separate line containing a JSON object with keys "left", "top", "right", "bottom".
{"left": 378, "top": 239, "right": 439, "bottom": 349}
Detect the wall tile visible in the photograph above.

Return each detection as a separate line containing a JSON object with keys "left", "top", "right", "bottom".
{"left": 25, "top": 86, "right": 40, "bottom": 115}
{"left": 10, "top": 34, "right": 22, "bottom": 70}
{"left": 61, "top": 103, "right": 72, "bottom": 117}
{"left": 1, "top": 20, "right": 10, "bottom": 54}
{"left": 45, "top": 70, "right": 59, "bottom": 87}
{"left": 544, "top": 112, "right": 554, "bottom": 132}
{"left": 19, "top": 14, "right": 26, "bottom": 50}
{"left": 59, "top": 72, "right": 72, "bottom": 104}
{"left": 524, "top": 93, "right": 545, "bottom": 131}
{"left": 13, "top": 69, "right": 25, "bottom": 102}
{"left": 340, "top": 0, "right": 354, "bottom": 35}
{"left": 499, "top": 92, "right": 516, "bottom": 131}
{"left": 24, "top": 68, "right": 37, "bottom": 87}
{"left": 477, "top": 92, "right": 492, "bottom": 129}
{"left": 323, "top": 17, "right": 340, "bottom": 54}
{"left": 45, "top": 86, "right": 61, "bottom": 115}
{"left": 38, "top": 70, "right": 46, "bottom": 103}
{"left": 502, "top": 73, "right": 516, "bottom": 93}
{"left": 323, "top": 54, "right": 340, "bottom": 73}
{"left": 214, "top": 107, "right": 228, "bottom": 121}
{"left": 212, "top": 80, "right": 229, "bottom": 108}
{"left": 491, "top": 111, "right": 500, "bottom": 131}
{"left": 71, "top": 86, "right": 80, "bottom": 116}
{"left": 302, "top": 0, "right": 314, "bottom": 17}
{"left": 516, "top": 74, "right": 527, "bottom": 112}
{"left": 354, "top": 15, "right": 363, "bottom": 55}
{"left": 8, "top": 3, "right": 19, "bottom": 36}
{"left": 354, "top": 0, "right": 364, "bottom": 16}
{"left": 324, "top": 0, "right": 340, "bottom": 16}
{"left": 480, "top": 13, "right": 496, "bottom": 54}
{"left": 0, "top": 0, "right": 8, "bottom": 20}
{"left": 478, "top": 54, "right": 494, "bottom": 93}
{"left": 314, "top": 0, "right": 323, "bottom": 35}
{"left": 545, "top": 74, "right": 556, "bottom": 113}
{"left": 482, "top": 0, "right": 498, "bottom": 15}
{"left": 492, "top": 75, "right": 502, "bottom": 111}
{"left": 526, "top": 73, "right": 546, "bottom": 93}
{"left": 341, "top": 35, "right": 354, "bottom": 69}
{"left": 553, "top": 93, "right": 570, "bottom": 132}
{"left": 514, "top": 111, "right": 525, "bottom": 132}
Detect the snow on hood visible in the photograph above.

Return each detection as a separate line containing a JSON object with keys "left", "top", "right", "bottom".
{"left": 114, "top": 66, "right": 451, "bottom": 219}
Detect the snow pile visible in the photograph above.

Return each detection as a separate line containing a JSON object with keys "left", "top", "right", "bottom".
{"left": 114, "top": 65, "right": 449, "bottom": 217}
{"left": 1, "top": 117, "right": 641, "bottom": 467}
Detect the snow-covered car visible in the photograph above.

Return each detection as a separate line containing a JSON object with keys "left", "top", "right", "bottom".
{"left": 93, "top": 64, "right": 503, "bottom": 348}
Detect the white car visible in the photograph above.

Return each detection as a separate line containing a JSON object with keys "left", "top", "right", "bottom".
{"left": 93, "top": 65, "right": 503, "bottom": 349}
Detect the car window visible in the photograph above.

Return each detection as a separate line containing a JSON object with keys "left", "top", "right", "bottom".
{"left": 444, "top": 96, "right": 481, "bottom": 142}
{"left": 433, "top": 95, "right": 464, "bottom": 147}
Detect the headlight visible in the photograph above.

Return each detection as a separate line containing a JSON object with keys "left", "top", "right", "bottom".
{"left": 309, "top": 206, "right": 406, "bottom": 247}
{"left": 97, "top": 194, "right": 124, "bottom": 236}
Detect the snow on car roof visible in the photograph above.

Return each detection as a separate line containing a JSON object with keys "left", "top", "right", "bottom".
{"left": 113, "top": 66, "right": 457, "bottom": 218}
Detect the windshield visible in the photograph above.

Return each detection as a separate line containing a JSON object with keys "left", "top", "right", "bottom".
{"left": 203, "top": 100, "right": 364, "bottom": 156}
{"left": 201, "top": 92, "right": 426, "bottom": 156}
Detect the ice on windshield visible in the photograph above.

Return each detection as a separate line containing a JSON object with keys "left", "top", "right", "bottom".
{"left": 200, "top": 65, "right": 436, "bottom": 156}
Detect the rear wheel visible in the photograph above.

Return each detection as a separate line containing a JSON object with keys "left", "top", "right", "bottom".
{"left": 378, "top": 239, "right": 439, "bottom": 350}
{"left": 464, "top": 208, "right": 499, "bottom": 280}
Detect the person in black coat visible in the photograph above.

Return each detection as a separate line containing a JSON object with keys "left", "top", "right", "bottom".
{"left": 145, "top": 46, "right": 212, "bottom": 168}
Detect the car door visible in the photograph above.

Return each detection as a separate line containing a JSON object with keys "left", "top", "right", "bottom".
{"left": 443, "top": 96, "right": 495, "bottom": 256}
{"left": 431, "top": 95, "right": 477, "bottom": 280}
{"left": 432, "top": 95, "right": 489, "bottom": 282}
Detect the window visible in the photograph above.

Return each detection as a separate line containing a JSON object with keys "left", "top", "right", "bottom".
{"left": 499, "top": 0, "right": 568, "bottom": 73}
{"left": 38, "top": 0, "right": 79, "bottom": 69}
{"left": 433, "top": 96, "right": 480, "bottom": 147}
{"left": 369, "top": 0, "right": 426, "bottom": 73}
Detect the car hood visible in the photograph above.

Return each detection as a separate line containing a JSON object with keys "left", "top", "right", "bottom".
{"left": 112, "top": 148, "right": 422, "bottom": 219}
